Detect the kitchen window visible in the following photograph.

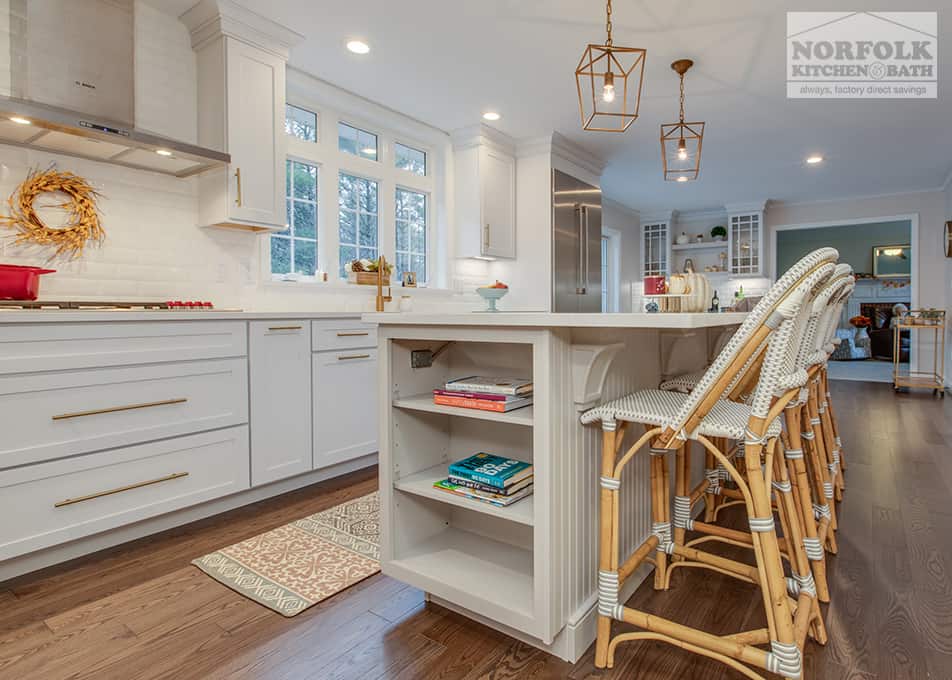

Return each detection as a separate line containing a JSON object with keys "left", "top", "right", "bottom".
{"left": 338, "top": 122, "right": 378, "bottom": 161}
{"left": 395, "top": 188, "right": 427, "bottom": 282}
{"left": 272, "top": 160, "right": 318, "bottom": 278}
{"left": 285, "top": 104, "right": 318, "bottom": 142}
{"left": 339, "top": 172, "right": 378, "bottom": 277}
{"left": 395, "top": 143, "right": 426, "bottom": 176}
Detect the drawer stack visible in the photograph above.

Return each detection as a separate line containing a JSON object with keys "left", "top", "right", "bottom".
{"left": 0, "top": 321, "right": 250, "bottom": 561}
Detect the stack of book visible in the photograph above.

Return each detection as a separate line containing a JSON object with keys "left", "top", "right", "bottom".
{"left": 433, "top": 452, "right": 533, "bottom": 507}
{"left": 433, "top": 376, "right": 533, "bottom": 413}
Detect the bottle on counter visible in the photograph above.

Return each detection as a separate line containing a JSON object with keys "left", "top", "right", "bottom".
{"left": 711, "top": 290, "right": 720, "bottom": 313}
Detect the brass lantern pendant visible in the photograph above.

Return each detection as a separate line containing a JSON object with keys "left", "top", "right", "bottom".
{"left": 575, "top": 0, "right": 646, "bottom": 132}
{"left": 661, "top": 59, "right": 705, "bottom": 181}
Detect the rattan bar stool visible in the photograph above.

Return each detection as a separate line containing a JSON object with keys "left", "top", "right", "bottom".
{"left": 581, "top": 249, "right": 838, "bottom": 679}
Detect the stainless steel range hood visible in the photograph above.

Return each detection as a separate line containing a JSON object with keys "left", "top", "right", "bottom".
{"left": 0, "top": 0, "right": 229, "bottom": 178}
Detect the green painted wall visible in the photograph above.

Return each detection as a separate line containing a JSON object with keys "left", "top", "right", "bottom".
{"left": 776, "top": 220, "right": 911, "bottom": 276}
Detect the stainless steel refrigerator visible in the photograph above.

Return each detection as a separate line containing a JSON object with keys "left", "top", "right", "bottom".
{"left": 552, "top": 169, "right": 602, "bottom": 312}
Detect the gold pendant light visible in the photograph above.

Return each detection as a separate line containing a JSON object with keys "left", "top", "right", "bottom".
{"left": 661, "top": 59, "right": 705, "bottom": 181}
{"left": 575, "top": 0, "right": 646, "bottom": 132}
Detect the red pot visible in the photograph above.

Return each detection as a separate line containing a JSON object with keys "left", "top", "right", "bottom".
{"left": 643, "top": 275, "right": 666, "bottom": 296}
{"left": 0, "top": 265, "right": 57, "bottom": 300}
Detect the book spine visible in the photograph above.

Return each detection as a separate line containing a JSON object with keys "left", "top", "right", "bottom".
{"left": 448, "top": 475, "right": 520, "bottom": 495}
{"left": 445, "top": 382, "right": 520, "bottom": 396}
{"left": 434, "top": 395, "right": 506, "bottom": 413}
{"left": 447, "top": 466, "right": 507, "bottom": 489}
{"left": 432, "top": 389, "right": 508, "bottom": 401}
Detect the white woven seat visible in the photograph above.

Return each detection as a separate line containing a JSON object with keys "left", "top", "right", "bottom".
{"left": 658, "top": 370, "right": 706, "bottom": 394}
{"left": 580, "top": 388, "right": 781, "bottom": 441}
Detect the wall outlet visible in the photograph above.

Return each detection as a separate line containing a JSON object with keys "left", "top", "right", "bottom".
{"left": 411, "top": 349, "right": 434, "bottom": 368}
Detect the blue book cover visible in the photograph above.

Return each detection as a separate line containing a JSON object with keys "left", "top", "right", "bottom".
{"left": 447, "top": 453, "right": 533, "bottom": 489}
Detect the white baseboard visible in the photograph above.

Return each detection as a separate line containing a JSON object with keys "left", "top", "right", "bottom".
{"left": 0, "top": 454, "right": 378, "bottom": 582}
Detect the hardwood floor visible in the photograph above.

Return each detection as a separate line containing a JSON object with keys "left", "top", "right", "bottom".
{"left": 1, "top": 380, "right": 951, "bottom": 679}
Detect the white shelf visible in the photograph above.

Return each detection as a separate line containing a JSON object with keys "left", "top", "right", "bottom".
{"left": 672, "top": 241, "right": 728, "bottom": 251}
{"left": 394, "top": 465, "right": 534, "bottom": 526}
{"left": 393, "top": 393, "right": 534, "bottom": 426}
{"left": 386, "top": 526, "right": 534, "bottom": 630}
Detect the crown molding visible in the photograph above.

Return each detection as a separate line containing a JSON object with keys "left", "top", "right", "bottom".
{"left": 550, "top": 132, "right": 606, "bottom": 179}
{"left": 181, "top": 0, "right": 303, "bottom": 59}
{"left": 602, "top": 197, "right": 639, "bottom": 219}
{"left": 724, "top": 200, "right": 768, "bottom": 214}
{"left": 641, "top": 210, "right": 675, "bottom": 224}
{"left": 674, "top": 207, "right": 728, "bottom": 221}
{"left": 449, "top": 124, "right": 515, "bottom": 155}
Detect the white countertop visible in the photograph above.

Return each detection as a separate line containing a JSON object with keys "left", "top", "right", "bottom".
{"left": 361, "top": 311, "right": 747, "bottom": 328}
{"left": 0, "top": 310, "right": 364, "bottom": 323}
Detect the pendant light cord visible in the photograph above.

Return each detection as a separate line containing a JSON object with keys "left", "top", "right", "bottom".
{"left": 605, "top": 0, "right": 613, "bottom": 47}
{"left": 679, "top": 73, "right": 686, "bottom": 123}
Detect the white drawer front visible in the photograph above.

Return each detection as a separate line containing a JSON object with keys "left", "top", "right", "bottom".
{"left": 0, "top": 426, "right": 250, "bottom": 561}
{"left": 0, "top": 321, "right": 247, "bottom": 374}
{"left": 0, "top": 358, "right": 249, "bottom": 469}
{"left": 313, "top": 348, "right": 378, "bottom": 469}
{"left": 311, "top": 319, "right": 377, "bottom": 352}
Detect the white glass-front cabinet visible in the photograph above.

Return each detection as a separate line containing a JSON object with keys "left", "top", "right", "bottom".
{"left": 726, "top": 204, "right": 765, "bottom": 276}
{"left": 641, "top": 219, "right": 670, "bottom": 277}
{"left": 453, "top": 125, "right": 516, "bottom": 259}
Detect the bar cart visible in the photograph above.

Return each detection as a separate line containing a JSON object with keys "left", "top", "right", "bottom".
{"left": 893, "top": 309, "right": 946, "bottom": 397}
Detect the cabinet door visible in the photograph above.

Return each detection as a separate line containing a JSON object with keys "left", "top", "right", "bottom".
{"left": 313, "top": 349, "right": 378, "bottom": 469}
{"left": 249, "top": 322, "right": 312, "bottom": 486}
{"left": 226, "top": 38, "right": 286, "bottom": 228}
{"left": 729, "top": 213, "right": 762, "bottom": 275}
{"left": 479, "top": 147, "right": 516, "bottom": 258}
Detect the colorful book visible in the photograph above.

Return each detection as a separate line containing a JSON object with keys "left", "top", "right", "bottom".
{"left": 434, "top": 394, "right": 533, "bottom": 413}
{"left": 447, "top": 474, "right": 533, "bottom": 496}
{"left": 444, "top": 376, "right": 533, "bottom": 396}
{"left": 433, "top": 479, "right": 533, "bottom": 507}
{"left": 448, "top": 453, "right": 533, "bottom": 489}
{"left": 433, "top": 388, "right": 530, "bottom": 402}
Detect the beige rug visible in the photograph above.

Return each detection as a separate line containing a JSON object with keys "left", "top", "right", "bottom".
{"left": 192, "top": 492, "right": 379, "bottom": 617}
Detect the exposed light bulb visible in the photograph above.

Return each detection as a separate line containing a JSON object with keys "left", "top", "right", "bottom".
{"left": 677, "top": 139, "right": 688, "bottom": 161}
{"left": 602, "top": 71, "right": 616, "bottom": 103}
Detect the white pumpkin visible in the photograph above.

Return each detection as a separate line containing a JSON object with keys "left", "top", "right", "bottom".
{"left": 683, "top": 273, "right": 711, "bottom": 312}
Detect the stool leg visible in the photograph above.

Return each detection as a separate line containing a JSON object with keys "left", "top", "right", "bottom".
{"left": 822, "top": 369, "right": 846, "bottom": 472}
{"left": 595, "top": 422, "right": 618, "bottom": 669}
{"left": 802, "top": 393, "right": 839, "bottom": 553}
{"left": 651, "top": 451, "right": 670, "bottom": 590}
{"left": 673, "top": 443, "right": 689, "bottom": 555}
{"left": 785, "top": 404, "right": 831, "bottom": 603}
{"left": 703, "top": 447, "right": 718, "bottom": 522}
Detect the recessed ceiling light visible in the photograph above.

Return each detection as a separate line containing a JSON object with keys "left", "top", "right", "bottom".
{"left": 482, "top": 111, "right": 501, "bottom": 121}
{"left": 346, "top": 40, "right": 370, "bottom": 55}
{"left": 806, "top": 155, "right": 824, "bottom": 164}
{"left": 155, "top": 149, "right": 173, "bottom": 157}
{"left": 676, "top": 176, "right": 689, "bottom": 182}
{"left": 9, "top": 116, "right": 30, "bottom": 125}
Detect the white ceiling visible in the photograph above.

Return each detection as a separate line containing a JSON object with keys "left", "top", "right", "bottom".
{"left": 152, "top": 1, "right": 952, "bottom": 214}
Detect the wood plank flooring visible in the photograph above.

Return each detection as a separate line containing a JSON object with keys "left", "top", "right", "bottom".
{"left": 1, "top": 381, "right": 951, "bottom": 679}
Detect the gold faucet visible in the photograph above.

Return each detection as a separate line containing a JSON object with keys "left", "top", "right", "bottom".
{"left": 375, "top": 255, "right": 392, "bottom": 312}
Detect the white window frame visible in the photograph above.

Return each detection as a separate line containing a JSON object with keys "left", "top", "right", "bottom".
{"left": 602, "top": 227, "right": 621, "bottom": 312}
{"left": 338, "top": 171, "right": 380, "bottom": 277}
{"left": 265, "top": 94, "right": 436, "bottom": 286}
{"left": 271, "top": 158, "right": 320, "bottom": 281}
{"left": 395, "top": 185, "right": 430, "bottom": 283}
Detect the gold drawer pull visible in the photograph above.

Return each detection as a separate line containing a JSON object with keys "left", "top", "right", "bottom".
{"left": 336, "top": 331, "right": 369, "bottom": 337}
{"left": 338, "top": 353, "right": 370, "bottom": 361}
{"left": 54, "top": 472, "right": 189, "bottom": 508}
{"left": 52, "top": 398, "right": 188, "bottom": 421}
{"left": 268, "top": 325, "right": 303, "bottom": 331}
{"left": 235, "top": 167, "right": 242, "bottom": 206}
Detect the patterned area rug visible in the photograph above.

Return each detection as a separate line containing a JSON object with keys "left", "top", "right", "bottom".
{"left": 192, "top": 492, "right": 379, "bottom": 617}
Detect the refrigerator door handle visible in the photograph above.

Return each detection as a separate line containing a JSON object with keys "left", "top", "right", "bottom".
{"left": 582, "top": 205, "right": 589, "bottom": 294}
{"left": 575, "top": 204, "right": 584, "bottom": 295}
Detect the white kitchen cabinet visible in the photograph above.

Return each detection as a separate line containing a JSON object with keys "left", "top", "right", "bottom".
{"left": 249, "top": 321, "right": 312, "bottom": 485}
{"left": 726, "top": 202, "right": 766, "bottom": 276}
{"left": 184, "top": 1, "right": 300, "bottom": 231}
{"left": 640, "top": 216, "right": 671, "bottom": 277}
{"left": 312, "top": 348, "right": 379, "bottom": 469}
{"left": 453, "top": 125, "right": 516, "bottom": 259}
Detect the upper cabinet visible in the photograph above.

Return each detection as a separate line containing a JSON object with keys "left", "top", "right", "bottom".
{"left": 453, "top": 125, "right": 516, "bottom": 259}
{"left": 726, "top": 202, "right": 766, "bottom": 276}
{"left": 182, "top": 0, "right": 303, "bottom": 232}
{"left": 640, "top": 215, "right": 671, "bottom": 277}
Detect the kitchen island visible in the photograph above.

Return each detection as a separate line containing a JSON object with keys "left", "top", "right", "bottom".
{"left": 362, "top": 311, "right": 745, "bottom": 662}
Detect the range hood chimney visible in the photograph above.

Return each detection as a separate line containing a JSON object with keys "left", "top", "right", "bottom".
{"left": 0, "top": 0, "right": 229, "bottom": 177}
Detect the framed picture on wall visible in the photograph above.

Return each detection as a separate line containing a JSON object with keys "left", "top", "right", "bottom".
{"left": 872, "top": 244, "right": 911, "bottom": 278}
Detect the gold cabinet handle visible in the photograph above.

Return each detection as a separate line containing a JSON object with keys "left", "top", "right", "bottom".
{"left": 55, "top": 472, "right": 189, "bottom": 508}
{"left": 235, "top": 167, "right": 242, "bottom": 206}
{"left": 336, "top": 331, "right": 369, "bottom": 337}
{"left": 337, "top": 353, "right": 370, "bottom": 361}
{"left": 268, "top": 325, "right": 302, "bottom": 331}
{"left": 52, "top": 398, "right": 188, "bottom": 421}
{"left": 484, "top": 223, "right": 490, "bottom": 249}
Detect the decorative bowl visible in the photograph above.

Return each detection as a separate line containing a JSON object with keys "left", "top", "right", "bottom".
{"left": 477, "top": 287, "right": 508, "bottom": 312}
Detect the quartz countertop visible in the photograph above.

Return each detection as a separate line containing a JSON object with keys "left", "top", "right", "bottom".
{"left": 360, "top": 311, "right": 747, "bottom": 328}
{"left": 0, "top": 310, "right": 365, "bottom": 323}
